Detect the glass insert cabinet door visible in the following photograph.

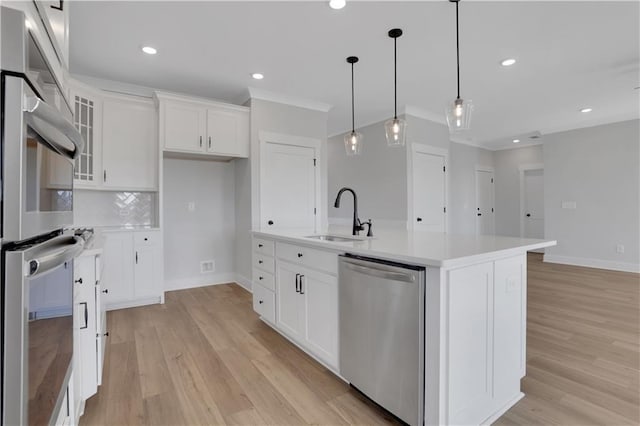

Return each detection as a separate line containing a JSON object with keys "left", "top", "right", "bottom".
{"left": 71, "top": 86, "right": 102, "bottom": 185}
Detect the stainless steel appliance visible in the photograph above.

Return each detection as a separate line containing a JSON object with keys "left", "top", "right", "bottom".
{"left": 339, "top": 254, "right": 425, "bottom": 426}
{"left": 2, "top": 7, "right": 84, "bottom": 425}
{"left": 3, "top": 232, "right": 84, "bottom": 425}
{"left": 1, "top": 7, "right": 83, "bottom": 243}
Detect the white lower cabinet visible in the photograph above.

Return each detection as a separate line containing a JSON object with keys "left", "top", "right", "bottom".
{"left": 73, "top": 251, "right": 107, "bottom": 416}
{"left": 275, "top": 260, "right": 339, "bottom": 369}
{"left": 251, "top": 237, "right": 339, "bottom": 370}
{"left": 103, "top": 230, "right": 163, "bottom": 310}
{"left": 252, "top": 283, "right": 275, "bottom": 323}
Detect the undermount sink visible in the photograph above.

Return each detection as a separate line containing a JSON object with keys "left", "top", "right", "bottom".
{"left": 304, "top": 234, "right": 365, "bottom": 242}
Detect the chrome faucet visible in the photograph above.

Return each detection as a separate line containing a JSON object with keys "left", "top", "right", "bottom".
{"left": 333, "top": 187, "right": 372, "bottom": 237}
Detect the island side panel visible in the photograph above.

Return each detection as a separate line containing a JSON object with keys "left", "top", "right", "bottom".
{"left": 438, "top": 253, "right": 527, "bottom": 426}
{"left": 424, "top": 267, "right": 444, "bottom": 426}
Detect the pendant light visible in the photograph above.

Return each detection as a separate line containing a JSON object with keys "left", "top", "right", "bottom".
{"left": 344, "top": 56, "right": 363, "bottom": 156}
{"left": 385, "top": 28, "right": 407, "bottom": 147}
{"left": 446, "top": 0, "right": 473, "bottom": 133}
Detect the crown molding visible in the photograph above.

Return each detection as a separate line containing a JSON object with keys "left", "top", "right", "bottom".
{"left": 401, "top": 105, "right": 447, "bottom": 125}
{"left": 247, "top": 87, "right": 333, "bottom": 112}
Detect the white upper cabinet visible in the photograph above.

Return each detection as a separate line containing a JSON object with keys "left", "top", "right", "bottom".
{"left": 156, "top": 92, "right": 250, "bottom": 159}
{"left": 68, "top": 79, "right": 158, "bottom": 191}
{"left": 101, "top": 94, "right": 158, "bottom": 191}
{"left": 70, "top": 82, "right": 102, "bottom": 188}
{"left": 164, "top": 100, "right": 207, "bottom": 153}
{"left": 207, "top": 107, "right": 250, "bottom": 157}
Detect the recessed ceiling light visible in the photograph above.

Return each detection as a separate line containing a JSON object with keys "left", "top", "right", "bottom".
{"left": 251, "top": 73, "right": 264, "bottom": 80}
{"left": 501, "top": 58, "right": 517, "bottom": 67}
{"left": 513, "top": 139, "right": 520, "bottom": 143}
{"left": 142, "top": 46, "right": 157, "bottom": 55}
{"left": 329, "top": 0, "right": 346, "bottom": 10}
{"left": 580, "top": 107, "right": 593, "bottom": 113}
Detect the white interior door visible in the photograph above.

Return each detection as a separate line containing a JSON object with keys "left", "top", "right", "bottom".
{"left": 523, "top": 169, "right": 544, "bottom": 240}
{"left": 476, "top": 170, "right": 495, "bottom": 235}
{"left": 413, "top": 151, "right": 446, "bottom": 232}
{"left": 261, "top": 142, "right": 316, "bottom": 231}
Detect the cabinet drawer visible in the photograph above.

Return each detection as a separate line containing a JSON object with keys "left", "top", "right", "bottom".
{"left": 134, "top": 231, "right": 160, "bottom": 246}
{"left": 276, "top": 242, "right": 338, "bottom": 275}
{"left": 252, "top": 268, "right": 275, "bottom": 292}
{"left": 253, "top": 283, "right": 275, "bottom": 323}
{"left": 254, "top": 238, "right": 274, "bottom": 256}
{"left": 253, "top": 254, "right": 275, "bottom": 274}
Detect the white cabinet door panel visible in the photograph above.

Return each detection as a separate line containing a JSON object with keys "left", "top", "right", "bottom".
{"left": 133, "top": 245, "right": 158, "bottom": 298}
{"left": 276, "top": 261, "right": 304, "bottom": 340}
{"left": 261, "top": 142, "right": 316, "bottom": 231}
{"left": 103, "top": 233, "right": 135, "bottom": 304}
{"left": 102, "top": 97, "right": 157, "bottom": 190}
{"left": 302, "top": 270, "right": 338, "bottom": 367}
{"left": 207, "top": 109, "right": 237, "bottom": 155}
{"left": 164, "top": 101, "right": 206, "bottom": 153}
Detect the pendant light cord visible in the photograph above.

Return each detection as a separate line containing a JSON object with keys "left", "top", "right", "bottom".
{"left": 394, "top": 36, "right": 398, "bottom": 119}
{"left": 455, "top": 0, "right": 461, "bottom": 100}
{"left": 351, "top": 62, "right": 355, "bottom": 133}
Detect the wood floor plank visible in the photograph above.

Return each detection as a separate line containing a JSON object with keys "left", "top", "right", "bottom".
{"left": 217, "top": 347, "right": 307, "bottom": 425}
{"left": 134, "top": 326, "right": 173, "bottom": 399}
{"left": 252, "top": 354, "right": 348, "bottom": 425}
{"left": 155, "top": 325, "right": 227, "bottom": 425}
{"left": 327, "top": 391, "right": 398, "bottom": 425}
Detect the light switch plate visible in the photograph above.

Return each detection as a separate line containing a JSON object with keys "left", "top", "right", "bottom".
{"left": 561, "top": 201, "right": 577, "bottom": 209}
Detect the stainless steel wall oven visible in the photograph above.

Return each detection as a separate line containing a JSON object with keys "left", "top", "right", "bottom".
{"left": 2, "top": 7, "right": 84, "bottom": 425}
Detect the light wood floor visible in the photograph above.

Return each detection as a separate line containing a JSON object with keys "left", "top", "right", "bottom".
{"left": 81, "top": 254, "right": 639, "bottom": 425}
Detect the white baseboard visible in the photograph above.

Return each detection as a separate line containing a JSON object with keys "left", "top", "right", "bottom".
{"left": 164, "top": 273, "right": 253, "bottom": 292}
{"left": 544, "top": 254, "right": 640, "bottom": 273}
{"left": 481, "top": 392, "right": 525, "bottom": 425}
{"left": 106, "top": 296, "right": 162, "bottom": 311}
{"left": 234, "top": 274, "right": 253, "bottom": 292}
{"left": 164, "top": 273, "right": 238, "bottom": 292}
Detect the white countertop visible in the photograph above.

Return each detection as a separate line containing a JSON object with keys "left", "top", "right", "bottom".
{"left": 253, "top": 226, "right": 556, "bottom": 269}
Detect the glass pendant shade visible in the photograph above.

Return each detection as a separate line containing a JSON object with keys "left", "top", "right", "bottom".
{"left": 385, "top": 117, "right": 407, "bottom": 147}
{"left": 446, "top": 98, "right": 473, "bottom": 133}
{"left": 344, "top": 131, "right": 363, "bottom": 156}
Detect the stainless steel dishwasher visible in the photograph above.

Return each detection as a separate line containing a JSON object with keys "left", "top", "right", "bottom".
{"left": 339, "top": 254, "right": 425, "bottom": 426}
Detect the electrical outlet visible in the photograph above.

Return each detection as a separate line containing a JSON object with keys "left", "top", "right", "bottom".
{"left": 616, "top": 244, "right": 625, "bottom": 254}
{"left": 561, "top": 201, "right": 577, "bottom": 209}
{"left": 200, "top": 260, "right": 215, "bottom": 274}
{"left": 506, "top": 276, "right": 520, "bottom": 293}
{"left": 188, "top": 202, "right": 196, "bottom": 212}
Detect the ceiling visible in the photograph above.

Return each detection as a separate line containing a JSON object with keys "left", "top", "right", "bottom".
{"left": 69, "top": 1, "right": 639, "bottom": 150}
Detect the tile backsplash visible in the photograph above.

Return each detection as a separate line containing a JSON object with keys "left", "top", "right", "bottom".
{"left": 74, "top": 190, "right": 157, "bottom": 227}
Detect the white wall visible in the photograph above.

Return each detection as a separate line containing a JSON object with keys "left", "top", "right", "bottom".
{"left": 493, "top": 145, "right": 544, "bottom": 236}
{"left": 327, "top": 114, "right": 450, "bottom": 228}
{"left": 163, "top": 158, "right": 237, "bottom": 290}
{"left": 543, "top": 120, "right": 639, "bottom": 272}
{"left": 328, "top": 118, "right": 408, "bottom": 223}
{"left": 448, "top": 142, "right": 494, "bottom": 235}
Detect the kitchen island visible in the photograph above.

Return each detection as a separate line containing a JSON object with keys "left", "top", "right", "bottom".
{"left": 250, "top": 228, "right": 556, "bottom": 426}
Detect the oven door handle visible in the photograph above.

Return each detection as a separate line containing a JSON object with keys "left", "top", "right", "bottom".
{"left": 24, "top": 96, "right": 85, "bottom": 160}
{"left": 25, "top": 236, "right": 85, "bottom": 277}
